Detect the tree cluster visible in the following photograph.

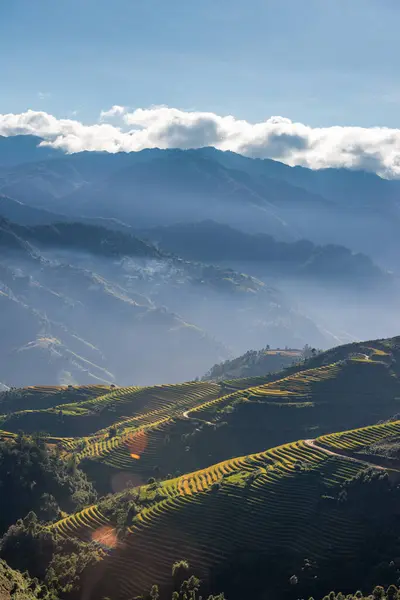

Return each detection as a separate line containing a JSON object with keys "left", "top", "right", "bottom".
{"left": 0, "top": 434, "right": 97, "bottom": 535}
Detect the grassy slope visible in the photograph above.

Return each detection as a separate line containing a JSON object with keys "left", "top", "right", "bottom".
{"left": 202, "top": 347, "right": 302, "bottom": 382}
{"left": 49, "top": 420, "right": 400, "bottom": 598}
{"left": 1, "top": 336, "right": 400, "bottom": 488}
{"left": 2, "top": 336, "right": 400, "bottom": 596}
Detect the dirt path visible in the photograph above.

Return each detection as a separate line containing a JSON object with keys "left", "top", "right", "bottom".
{"left": 304, "top": 438, "right": 388, "bottom": 471}
{"left": 181, "top": 410, "right": 214, "bottom": 426}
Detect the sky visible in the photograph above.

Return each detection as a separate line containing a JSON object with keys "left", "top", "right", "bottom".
{"left": 1, "top": 0, "right": 400, "bottom": 175}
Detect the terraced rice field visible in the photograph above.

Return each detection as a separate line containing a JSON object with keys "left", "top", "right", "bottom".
{"left": 0, "top": 384, "right": 112, "bottom": 412}
{"left": 0, "top": 381, "right": 221, "bottom": 438}
{"left": 52, "top": 504, "right": 110, "bottom": 541}
{"left": 317, "top": 421, "right": 400, "bottom": 452}
{"left": 187, "top": 362, "right": 342, "bottom": 420}
{"left": 2, "top": 381, "right": 224, "bottom": 472}
{"left": 2, "top": 357, "right": 398, "bottom": 485}
{"left": 75, "top": 419, "right": 172, "bottom": 470}
{"left": 52, "top": 421, "right": 400, "bottom": 598}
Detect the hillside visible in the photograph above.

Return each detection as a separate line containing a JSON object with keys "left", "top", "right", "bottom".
{"left": 0, "top": 217, "right": 335, "bottom": 387}
{"left": 203, "top": 346, "right": 303, "bottom": 381}
{"left": 48, "top": 420, "right": 400, "bottom": 599}
{"left": 146, "top": 220, "right": 400, "bottom": 344}
{"left": 0, "top": 257, "right": 229, "bottom": 387}
{"left": 2, "top": 336, "right": 400, "bottom": 598}
{"left": 145, "top": 220, "right": 389, "bottom": 288}
{"left": 0, "top": 559, "right": 43, "bottom": 600}
{"left": 2, "top": 335, "right": 400, "bottom": 492}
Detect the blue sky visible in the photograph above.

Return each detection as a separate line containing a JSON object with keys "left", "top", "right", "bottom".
{"left": 1, "top": 0, "right": 399, "bottom": 127}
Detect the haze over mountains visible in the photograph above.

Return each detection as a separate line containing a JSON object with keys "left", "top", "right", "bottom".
{"left": 2, "top": 136, "right": 400, "bottom": 264}
{"left": 0, "top": 134, "right": 399, "bottom": 387}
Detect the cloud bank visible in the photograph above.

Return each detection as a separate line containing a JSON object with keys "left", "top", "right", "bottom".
{"left": 1, "top": 106, "right": 400, "bottom": 177}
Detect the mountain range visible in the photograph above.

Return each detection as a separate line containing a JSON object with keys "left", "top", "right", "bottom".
{"left": 1, "top": 217, "right": 332, "bottom": 387}
{"left": 1, "top": 136, "right": 400, "bottom": 268}
{"left": 0, "top": 134, "right": 399, "bottom": 387}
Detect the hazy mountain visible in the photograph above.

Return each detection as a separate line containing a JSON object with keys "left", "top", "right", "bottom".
{"left": 0, "top": 194, "right": 134, "bottom": 233}
{"left": 0, "top": 219, "right": 331, "bottom": 387}
{"left": 1, "top": 137, "right": 399, "bottom": 349}
{"left": 0, "top": 135, "right": 62, "bottom": 167}
{"left": 145, "top": 219, "right": 400, "bottom": 345}
{"left": 1, "top": 138, "right": 400, "bottom": 267}
{"left": 0, "top": 194, "right": 67, "bottom": 225}
{"left": 145, "top": 220, "right": 388, "bottom": 287}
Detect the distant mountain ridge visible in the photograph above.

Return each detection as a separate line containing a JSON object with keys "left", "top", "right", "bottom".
{"left": 0, "top": 134, "right": 62, "bottom": 166}
{"left": 1, "top": 136, "right": 400, "bottom": 265}
{"left": 145, "top": 220, "right": 389, "bottom": 287}
{"left": 1, "top": 135, "right": 400, "bottom": 384}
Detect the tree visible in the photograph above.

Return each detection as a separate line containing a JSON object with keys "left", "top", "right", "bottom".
{"left": 150, "top": 584, "right": 160, "bottom": 600}
{"left": 108, "top": 425, "right": 117, "bottom": 438}
{"left": 172, "top": 560, "right": 190, "bottom": 589}
{"left": 387, "top": 585, "right": 399, "bottom": 600}
{"left": 0, "top": 517, "right": 102, "bottom": 600}
{"left": 0, "top": 437, "right": 96, "bottom": 535}
{"left": 373, "top": 586, "right": 385, "bottom": 600}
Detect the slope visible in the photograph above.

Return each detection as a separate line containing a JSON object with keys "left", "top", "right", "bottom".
{"left": 0, "top": 217, "right": 334, "bottom": 388}
{"left": 145, "top": 220, "right": 389, "bottom": 289}
{"left": 50, "top": 420, "right": 400, "bottom": 599}
{"left": 203, "top": 345, "right": 303, "bottom": 381}
{"left": 1, "top": 336, "right": 400, "bottom": 493}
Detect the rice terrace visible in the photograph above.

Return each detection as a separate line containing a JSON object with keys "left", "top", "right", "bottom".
{"left": 2, "top": 336, "right": 400, "bottom": 598}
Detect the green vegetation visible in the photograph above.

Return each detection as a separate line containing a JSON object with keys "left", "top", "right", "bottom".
{"left": 44, "top": 421, "right": 400, "bottom": 598}
{"left": 0, "top": 513, "right": 103, "bottom": 600}
{"left": 0, "top": 558, "right": 48, "bottom": 600}
{"left": 2, "top": 336, "right": 400, "bottom": 492}
{"left": 203, "top": 345, "right": 303, "bottom": 381}
{"left": 0, "top": 435, "right": 96, "bottom": 535}
{"left": 2, "top": 336, "right": 400, "bottom": 599}
{"left": 315, "top": 586, "right": 400, "bottom": 600}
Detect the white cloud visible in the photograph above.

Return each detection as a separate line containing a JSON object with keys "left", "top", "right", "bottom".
{"left": 37, "top": 92, "right": 51, "bottom": 100}
{"left": 1, "top": 106, "right": 400, "bottom": 177}
{"left": 100, "top": 105, "right": 127, "bottom": 120}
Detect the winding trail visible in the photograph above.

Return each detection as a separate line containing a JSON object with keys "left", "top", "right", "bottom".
{"left": 182, "top": 409, "right": 214, "bottom": 426}
{"left": 304, "top": 438, "right": 394, "bottom": 472}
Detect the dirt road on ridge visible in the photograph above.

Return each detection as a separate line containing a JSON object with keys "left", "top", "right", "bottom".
{"left": 304, "top": 438, "right": 395, "bottom": 472}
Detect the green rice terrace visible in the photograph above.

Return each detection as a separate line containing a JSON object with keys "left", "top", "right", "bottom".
{"left": 2, "top": 336, "right": 400, "bottom": 598}
{"left": 1, "top": 336, "right": 400, "bottom": 491}
{"left": 50, "top": 420, "right": 400, "bottom": 598}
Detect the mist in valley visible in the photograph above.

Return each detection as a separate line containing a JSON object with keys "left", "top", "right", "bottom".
{"left": 3, "top": 237, "right": 398, "bottom": 390}
{"left": 1, "top": 143, "right": 400, "bottom": 388}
